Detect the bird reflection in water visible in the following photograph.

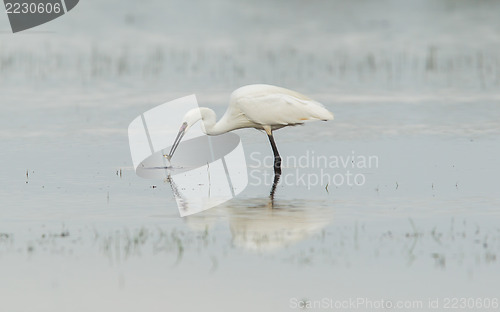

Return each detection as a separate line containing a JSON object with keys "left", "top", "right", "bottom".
{"left": 166, "top": 168, "right": 281, "bottom": 215}
{"left": 166, "top": 173, "right": 333, "bottom": 252}
{"left": 194, "top": 196, "right": 332, "bottom": 252}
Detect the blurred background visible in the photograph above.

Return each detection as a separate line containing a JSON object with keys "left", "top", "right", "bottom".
{"left": 1, "top": 1, "right": 500, "bottom": 311}
{"left": 2, "top": 0, "right": 500, "bottom": 93}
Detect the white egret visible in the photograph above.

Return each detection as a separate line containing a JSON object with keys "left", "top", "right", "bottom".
{"left": 167, "top": 84, "right": 334, "bottom": 174}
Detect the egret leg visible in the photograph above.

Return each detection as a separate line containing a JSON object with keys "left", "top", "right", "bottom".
{"left": 269, "top": 172, "right": 280, "bottom": 202}
{"left": 267, "top": 133, "right": 282, "bottom": 174}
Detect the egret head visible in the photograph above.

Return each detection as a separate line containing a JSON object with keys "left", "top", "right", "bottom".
{"left": 166, "top": 108, "right": 203, "bottom": 160}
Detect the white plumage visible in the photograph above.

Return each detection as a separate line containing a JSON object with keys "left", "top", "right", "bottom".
{"left": 167, "top": 84, "right": 334, "bottom": 173}
{"left": 216, "top": 84, "right": 334, "bottom": 133}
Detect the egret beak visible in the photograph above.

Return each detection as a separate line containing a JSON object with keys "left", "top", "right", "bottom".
{"left": 166, "top": 122, "right": 187, "bottom": 160}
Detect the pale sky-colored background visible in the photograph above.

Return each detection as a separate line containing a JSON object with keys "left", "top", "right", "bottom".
{"left": 1, "top": 1, "right": 500, "bottom": 311}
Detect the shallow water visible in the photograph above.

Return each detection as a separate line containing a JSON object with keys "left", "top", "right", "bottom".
{"left": 1, "top": 0, "right": 500, "bottom": 311}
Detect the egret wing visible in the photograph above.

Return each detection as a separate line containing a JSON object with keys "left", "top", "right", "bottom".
{"left": 236, "top": 92, "right": 333, "bottom": 126}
